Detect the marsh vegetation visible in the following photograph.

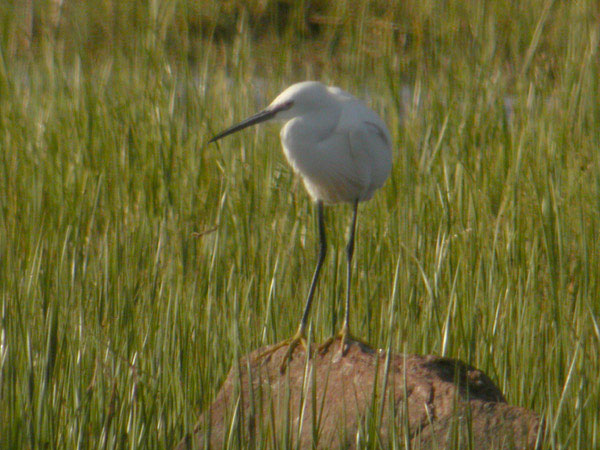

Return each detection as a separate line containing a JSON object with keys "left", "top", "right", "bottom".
{"left": 1, "top": 1, "right": 599, "bottom": 448}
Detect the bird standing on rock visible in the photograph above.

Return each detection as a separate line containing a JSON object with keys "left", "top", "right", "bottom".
{"left": 209, "top": 81, "right": 392, "bottom": 372}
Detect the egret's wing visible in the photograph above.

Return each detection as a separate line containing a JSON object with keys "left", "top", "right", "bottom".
{"left": 349, "top": 120, "right": 392, "bottom": 196}
{"left": 308, "top": 131, "right": 369, "bottom": 203}
{"left": 327, "top": 85, "right": 393, "bottom": 148}
{"left": 363, "top": 120, "right": 392, "bottom": 150}
{"left": 307, "top": 101, "right": 392, "bottom": 203}
{"left": 336, "top": 101, "right": 392, "bottom": 199}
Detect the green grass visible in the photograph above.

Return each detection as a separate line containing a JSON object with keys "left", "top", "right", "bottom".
{"left": 1, "top": 0, "right": 599, "bottom": 448}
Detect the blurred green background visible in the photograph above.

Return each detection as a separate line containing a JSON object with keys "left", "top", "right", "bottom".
{"left": 1, "top": 0, "right": 599, "bottom": 448}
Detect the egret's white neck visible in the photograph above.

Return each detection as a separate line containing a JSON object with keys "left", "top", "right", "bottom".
{"left": 281, "top": 103, "right": 342, "bottom": 145}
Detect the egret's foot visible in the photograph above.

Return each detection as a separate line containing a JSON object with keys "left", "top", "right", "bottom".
{"left": 259, "top": 332, "right": 309, "bottom": 374}
{"left": 278, "top": 334, "right": 308, "bottom": 373}
{"left": 318, "top": 328, "right": 371, "bottom": 356}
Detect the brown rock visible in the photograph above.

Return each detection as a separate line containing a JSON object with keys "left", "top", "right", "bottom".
{"left": 176, "top": 339, "right": 542, "bottom": 449}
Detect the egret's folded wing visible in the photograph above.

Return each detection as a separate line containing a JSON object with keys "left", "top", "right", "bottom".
{"left": 341, "top": 118, "right": 391, "bottom": 200}
{"left": 305, "top": 131, "right": 370, "bottom": 203}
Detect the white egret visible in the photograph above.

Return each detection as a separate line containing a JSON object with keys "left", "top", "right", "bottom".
{"left": 209, "top": 81, "right": 392, "bottom": 372}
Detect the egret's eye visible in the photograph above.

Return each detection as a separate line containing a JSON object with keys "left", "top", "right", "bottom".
{"left": 269, "top": 99, "right": 294, "bottom": 117}
{"left": 280, "top": 100, "right": 294, "bottom": 111}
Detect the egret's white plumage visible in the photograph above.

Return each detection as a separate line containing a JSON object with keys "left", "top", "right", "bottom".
{"left": 209, "top": 81, "right": 392, "bottom": 371}
{"left": 269, "top": 81, "right": 392, "bottom": 204}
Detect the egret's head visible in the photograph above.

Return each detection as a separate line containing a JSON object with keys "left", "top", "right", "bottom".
{"left": 209, "top": 81, "right": 333, "bottom": 143}
{"left": 266, "top": 81, "right": 333, "bottom": 121}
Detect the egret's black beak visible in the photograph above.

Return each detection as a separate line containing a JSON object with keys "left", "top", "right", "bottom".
{"left": 209, "top": 100, "right": 293, "bottom": 143}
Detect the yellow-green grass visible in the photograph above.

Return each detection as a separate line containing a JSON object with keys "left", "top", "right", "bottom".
{"left": 0, "top": 1, "right": 598, "bottom": 448}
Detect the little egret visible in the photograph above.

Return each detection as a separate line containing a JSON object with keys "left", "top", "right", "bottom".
{"left": 209, "top": 81, "right": 392, "bottom": 372}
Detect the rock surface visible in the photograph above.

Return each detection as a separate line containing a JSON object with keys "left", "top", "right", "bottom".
{"left": 176, "top": 339, "right": 542, "bottom": 449}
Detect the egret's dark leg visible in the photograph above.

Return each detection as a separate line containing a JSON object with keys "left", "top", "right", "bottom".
{"left": 319, "top": 199, "right": 365, "bottom": 356}
{"left": 298, "top": 200, "right": 327, "bottom": 334}
{"left": 262, "top": 201, "right": 326, "bottom": 373}
{"left": 340, "top": 199, "right": 359, "bottom": 354}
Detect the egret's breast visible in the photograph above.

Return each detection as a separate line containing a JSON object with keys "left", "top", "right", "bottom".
{"left": 280, "top": 121, "right": 375, "bottom": 204}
